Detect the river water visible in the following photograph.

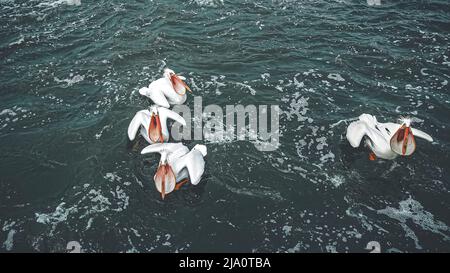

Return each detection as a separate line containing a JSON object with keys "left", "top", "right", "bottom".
{"left": 0, "top": 0, "right": 449, "bottom": 252}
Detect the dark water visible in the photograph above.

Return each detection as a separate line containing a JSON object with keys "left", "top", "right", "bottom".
{"left": 1, "top": 0, "right": 449, "bottom": 252}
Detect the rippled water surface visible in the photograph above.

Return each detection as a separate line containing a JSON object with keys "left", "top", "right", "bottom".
{"left": 1, "top": 0, "right": 449, "bottom": 252}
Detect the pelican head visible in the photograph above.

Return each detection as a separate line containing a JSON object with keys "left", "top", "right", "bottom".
{"left": 163, "top": 67, "right": 192, "bottom": 95}
{"left": 163, "top": 68, "right": 176, "bottom": 79}
{"left": 399, "top": 116, "right": 412, "bottom": 127}
{"left": 390, "top": 116, "right": 416, "bottom": 156}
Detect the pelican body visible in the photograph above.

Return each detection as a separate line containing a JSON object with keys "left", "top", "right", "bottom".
{"left": 128, "top": 106, "right": 186, "bottom": 144}
{"left": 139, "top": 68, "right": 192, "bottom": 108}
{"left": 346, "top": 114, "right": 433, "bottom": 160}
{"left": 141, "top": 143, "right": 207, "bottom": 199}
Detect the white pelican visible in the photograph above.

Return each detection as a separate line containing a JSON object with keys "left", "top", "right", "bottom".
{"left": 141, "top": 143, "right": 207, "bottom": 199}
{"left": 346, "top": 114, "right": 433, "bottom": 160}
{"left": 139, "top": 68, "right": 192, "bottom": 108}
{"left": 128, "top": 106, "right": 186, "bottom": 144}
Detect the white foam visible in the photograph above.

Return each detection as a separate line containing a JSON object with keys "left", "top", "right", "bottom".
{"left": 0, "top": 109, "right": 17, "bottom": 116}
{"left": 282, "top": 94, "right": 309, "bottom": 122}
{"left": 320, "top": 151, "right": 335, "bottom": 163}
{"left": 261, "top": 73, "right": 270, "bottom": 80}
{"left": 326, "top": 245, "right": 338, "bottom": 253}
{"left": 367, "top": 0, "right": 381, "bottom": 6}
{"left": 63, "top": 0, "right": 81, "bottom": 5}
{"left": 9, "top": 36, "right": 24, "bottom": 47}
{"left": 54, "top": 74, "right": 84, "bottom": 86}
{"left": 282, "top": 225, "right": 292, "bottom": 236}
{"left": 293, "top": 78, "right": 304, "bottom": 89}
{"left": 316, "top": 136, "right": 328, "bottom": 150}
{"left": 377, "top": 197, "right": 449, "bottom": 249}
{"left": 39, "top": 0, "right": 81, "bottom": 7}
{"left": 85, "top": 218, "right": 93, "bottom": 230}
{"left": 329, "top": 175, "right": 345, "bottom": 188}
{"left": 193, "top": 0, "right": 223, "bottom": 7}
{"left": 2, "top": 229, "right": 16, "bottom": 251}
{"left": 35, "top": 202, "right": 78, "bottom": 235}
{"left": 235, "top": 82, "right": 256, "bottom": 95}
{"left": 104, "top": 172, "right": 122, "bottom": 182}
{"left": 95, "top": 125, "right": 112, "bottom": 139}
{"left": 112, "top": 185, "right": 129, "bottom": 212}
{"left": 287, "top": 243, "right": 301, "bottom": 253}
{"left": 2, "top": 221, "right": 17, "bottom": 251}
{"left": 327, "top": 73, "right": 345, "bottom": 82}
{"left": 87, "top": 189, "right": 112, "bottom": 213}
{"left": 420, "top": 68, "right": 429, "bottom": 76}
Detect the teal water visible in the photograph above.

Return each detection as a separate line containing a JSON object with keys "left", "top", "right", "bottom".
{"left": 1, "top": 0, "right": 449, "bottom": 252}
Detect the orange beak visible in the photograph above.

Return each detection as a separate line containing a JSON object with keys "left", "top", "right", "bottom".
{"left": 401, "top": 127, "right": 410, "bottom": 155}
{"left": 171, "top": 74, "right": 192, "bottom": 95}
{"left": 161, "top": 177, "right": 165, "bottom": 200}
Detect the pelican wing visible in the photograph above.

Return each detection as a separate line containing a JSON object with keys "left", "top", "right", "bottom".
{"left": 140, "top": 86, "right": 170, "bottom": 108}
{"left": 193, "top": 144, "right": 207, "bottom": 156}
{"left": 141, "top": 143, "right": 187, "bottom": 155}
{"left": 128, "top": 110, "right": 150, "bottom": 141}
{"left": 172, "top": 147, "right": 206, "bottom": 185}
{"left": 160, "top": 107, "right": 186, "bottom": 126}
{"left": 141, "top": 143, "right": 189, "bottom": 163}
{"left": 346, "top": 120, "right": 369, "bottom": 148}
{"left": 158, "top": 107, "right": 186, "bottom": 134}
{"left": 411, "top": 128, "right": 433, "bottom": 142}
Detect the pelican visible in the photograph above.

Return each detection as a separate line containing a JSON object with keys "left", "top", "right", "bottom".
{"left": 128, "top": 106, "right": 186, "bottom": 144}
{"left": 141, "top": 143, "right": 207, "bottom": 199}
{"left": 139, "top": 68, "right": 192, "bottom": 108}
{"left": 346, "top": 114, "right": 433, "bottom": 160}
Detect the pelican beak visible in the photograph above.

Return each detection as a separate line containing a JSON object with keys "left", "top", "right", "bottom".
{"left": 181, "top": 76, "right": 192, "bottom": 93}
{"left": 154, "top": 163, "right": 176, "bottom": 200}
{"left": 149, "top": 113, "right": 163, "bottom": 143}
{"left": 161, "top": 180, "right": 166, "bottom": 200}
{"left": 171, "top": 73, "right": 192, "bottom": 95}
{"left": 390, "top": 124, "right": 416, "bottom": 156}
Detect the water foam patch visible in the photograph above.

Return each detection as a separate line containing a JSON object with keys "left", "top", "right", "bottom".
{"left": 2, "top": 221, "right": 17, "bottom": 251}
{"left": 38, "top": 0, "right": 81, "bottom": 8}
{"left": 377, "top": 197, "right": 450, "bottom": 249}
{"left": 36, "top": 202, "right": 77, "bottom": 235}
{"left": 54, "top": 74, "right": 85, "bottom": 87}
{"left": 327, "top": 73, "right": 345, "bottom": 82}
{"left": 193, "top": 0, "right": 224, "bottom": 8}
